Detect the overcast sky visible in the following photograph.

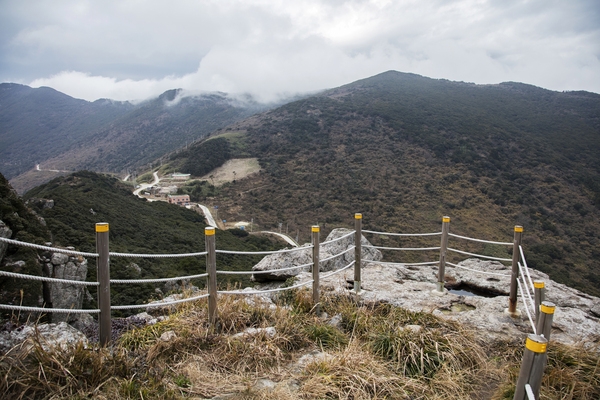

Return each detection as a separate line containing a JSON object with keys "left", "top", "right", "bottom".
{"left": 1, "top": 0, "right": 599, "bottom": 102}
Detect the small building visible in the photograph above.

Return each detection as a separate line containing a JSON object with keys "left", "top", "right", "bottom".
{"left": 172, "top": 173, "right": 191, "bottom": 181}
{"left": 167, "top": 194, "right": 190, "bottom": 206}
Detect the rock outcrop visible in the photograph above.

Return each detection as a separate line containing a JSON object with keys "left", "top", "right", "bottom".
{"left": 252, "top": 228, "right": 382, "bottom": 282}
{"left": 0, "top": 220, "right": 11, "bottom": 265}
{"left": 41, "top": 250, "right": 89, "bottom": 323}
{"left": 294, "top": 258, "right": 600, "bottom": 347}
{"left": 0, "top": 321, "right": 88, "bottom": 354}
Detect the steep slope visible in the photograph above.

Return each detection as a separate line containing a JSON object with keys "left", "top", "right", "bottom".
{"left": 0, "top": 83, "right": 133, "bottom": 179}
{"left": 172, "top": 71, "right": 600, "bottom": 296}
{"left": 2, "top": 85, "right": 278, "bottom": 193}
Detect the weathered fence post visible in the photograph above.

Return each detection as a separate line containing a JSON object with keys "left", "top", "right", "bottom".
{"left": 509, "top": 226, "right": 524, "bottom": 316}
{"left": 312, "top": 225, "right": 320, "bottom": 314}
{"left": 205, "top": 226, "right": 217, "bottom": 326}
{"left": 436, "top": 216, "right": 450, "bottom": 293}
{"left": 354, "top": 213, "right": 362, "bottom": 293}
{"left": 534, "top": 281, "right": 545, "bottom": 324}
{"left": 96, "top": 222, "right": 111, "bottom": 346}
{"left": 536, "top": 301, "right": 555, "bottom": 341}
{"left": 514, "top": 334, "right": 548, "bottom": 400}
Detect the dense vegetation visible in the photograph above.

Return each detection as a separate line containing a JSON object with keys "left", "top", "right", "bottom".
{"left": 20, "top": 171, "right": 284, "bottom": 314}
{"left": 0, "top": 173, "right": 51, "bottom": 307}
{"left": 188, "top": 72, "right": 600, "bottom": 296}
{"left": 171, "top": 137, "right": 232, "bottom": 177}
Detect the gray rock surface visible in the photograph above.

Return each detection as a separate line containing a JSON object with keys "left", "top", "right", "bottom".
{"left": 0, "top": 220, "right": 12, "bottom": 265}
{"left": 295, "top": 258, "right": 600, "bottom": 347}
{"left": 252, "top": 228, "right": 382, "bottom": 282}
{"left": 0, "top": 321, "right": 88, "bottom": 354}
{"left": 41, "top": 251, "right": 89, "bottom": 323}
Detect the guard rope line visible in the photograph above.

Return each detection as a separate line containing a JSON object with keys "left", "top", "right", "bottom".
{"left": 320, "top": 231, "right": 356, "bottom": 246}
{"left": 111, "top": 293, "right": 210, "bottom": 310}
{"left": 519, "top": 246, "right": 535, "bottom": 292}
{"left": 218, "top": 279, "right": 313, "bottom": 295}
{"left": 518, "top": 261, "right": 537, "bottom": 315}
{"left": 0, "top": 304, "right": 100, "bottom": 314}
{"left": 517, "top": 278, "right": 537, "bottom": 334}
{"left": 110, "top": 251, "right": 208, "bottom": 258}
{"left": 0, "top": 237, "right": 98, "bottom": 257}
{"left": 321, "top": 260, "right": 355, "bottom": 280}
{"left": 111, "top": 273, "right": 209, "bottom": 284}
{"left": 446, "top": 262, "right": 512, "bottom": 277}
{"left": 363, "top": 230, "right": 442, "bottom": 237}
{"left": 216, "top": 245, "right": 311, "bottom": 256}
{"left": 447, "top": 247, "right": 512, "bottom": 262}
{"left": 448, "top": 233, "right": 513, "bottom": 246}
{"left": 319, "top": 246, "right": 355, "bottom": 263}
{"left": 0, "top": 270, "right": 100, "bottom": 286}
{"left": 364, "top": 260, "right": 437, "bottom": 267}
{"left": 217, "top": 262, "right": 313, "bottom": 275}
{"left": 363, "top": 244, "right": 441, "bottom": 251}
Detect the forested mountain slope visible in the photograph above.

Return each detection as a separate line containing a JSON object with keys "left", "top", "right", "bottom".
{"left": 172, "top": 71, "right": 600, "bottom": 296}
{"left": 1, "top": 85, "right": 275, "bottom": 193}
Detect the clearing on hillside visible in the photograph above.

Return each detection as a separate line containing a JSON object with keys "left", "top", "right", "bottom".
{"left": 202, "top": 158, "right": 260, "bottom": 186}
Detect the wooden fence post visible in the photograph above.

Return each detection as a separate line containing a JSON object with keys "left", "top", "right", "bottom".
{"left": 96, "top": 222, "right": 111, "bottom": 346}
{"left": 508, "top": 226, "right": 523, "bottom": 316}
{"left": 536, "top": 301, "right": 555, "bottom": 341}
{"left": 534, "top": 281, "right": 545, "bottom": 324}
{"left": 514, "top": 334, "right": 548, "bottom": 400}
{"left": 205, "top": 226, "right": 217, "bottom": 326}
{"left": 312, "top": 225, "right": 320, "bottom": 314}
{"left": 437, "top": 216, "right": 450, "bottom": 293}
{"left": 354, "top": 213, "right": 362, "bottom": 293}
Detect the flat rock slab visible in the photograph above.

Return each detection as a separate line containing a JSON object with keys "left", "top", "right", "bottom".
{"left": 296, "top": 258, "right": 600, "bottom": 347}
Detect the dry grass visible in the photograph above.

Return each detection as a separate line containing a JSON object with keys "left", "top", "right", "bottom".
{"left": 0, "top": 289, "right": 597, "bottom": 399}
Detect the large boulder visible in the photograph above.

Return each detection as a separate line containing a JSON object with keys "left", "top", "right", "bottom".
{"left": 0, "top": 321, "right": 88, "bottom": 354}
{"left": 41, "top": 250, "right": 89, "bottom": 323}
{"left": 251, "top": 228, "right": 382, "bottom": 282}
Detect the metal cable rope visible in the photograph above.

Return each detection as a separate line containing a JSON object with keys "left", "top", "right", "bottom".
{"left": 218, "top": 279, "right": 313, "bottom": 295}
{"left": 448, "top": 233, "right": 513, "bottom": 246}
{"left": 363, "top": 260, "right": 437, "bottom": 267}
{"left": 320, "top": 230, "right": 355, "bottom": 246}
{"left": 111, "top": 272, "right": 209, "bottom": 284}
{"left": 519, "top": 246, "right": 535, "bottom": 292}
{"left": 446, "top": 262, "right": 511, "bottom": 277}
{"left": 217, "top": 261, "right": 313, "bottom": 275}
{"left": 0, "top": 304, "right": 100, "bottom": 314}
{"left": 447, "top": 247, "right": 512, "bottom": 262}
{"left": 110, "top": 251, "right": 208, "bottom": 258}
{"left": 518, "top": 262, "right": 537, "bottom": 312}
{"left": 321, "top": 260, "right": 355, "bottom": 280}
{"left": 363, "top": 230, "right": 442, "bottom": 237}
{"left": 363, "top": 244, "right": 441, "bottom": 251}
{"left": 517, "top": 278, "right": 537, "bottom": 334}
{"left": 216, "top": 245, "right": 312, "bottom": 256}
{"left": 111, "top": 293, "right": 210, "bottom": 310}
{"left": 0, "top": 236, "right": 98, "bottom": 257}
{"left": 0, "top": 270, "right": 100, "bottom": 286}
{"left": 320, "top": 246, "right": 355, "bottom": 263}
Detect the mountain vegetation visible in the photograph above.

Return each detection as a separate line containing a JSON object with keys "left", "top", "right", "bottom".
{"left": 1, "top": 85, "right": 274, "bottom": 194}
{"left": 168, "top": 71, "right": 600, "bottom": 296}
{"left": 1, "top": 171, "right": 284, "bottom": 316}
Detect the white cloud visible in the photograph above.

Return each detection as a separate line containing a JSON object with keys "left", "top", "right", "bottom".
{"left": 1, "top": 0, "right": 598, "bottom": 101}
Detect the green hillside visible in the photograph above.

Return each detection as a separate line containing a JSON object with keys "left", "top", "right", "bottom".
{"left": 169, "top": 71, "right": 600, "bottom": 296}
{"left": 20, "top": 171, "right": 284, "bottom": 314}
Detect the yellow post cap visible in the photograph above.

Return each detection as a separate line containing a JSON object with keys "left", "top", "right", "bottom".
{"left": 540, "top": 302, "right": 556, "bottom": 315}
{"left": 515, "top": 226, "right": 524, "bottom": 233}
{"left": 525, "top": 335, "right": 547, "bottom": 353}
{"left": 442, "top": 216, "right": 450, "bottom": 223}
{"left": 95, "top": 223, "right": 109, "bottom": 232}
{"left": 355, "top": 213, "right": 362, "bottom": 219}
{"left": 312, "top": 226, "right": 320, "bottom": 232}
{"left": 205, "top": 227, "right": 216, "bottom": 236}
{"left": 534, "top": 281, "right": 545, "bottom": 289}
